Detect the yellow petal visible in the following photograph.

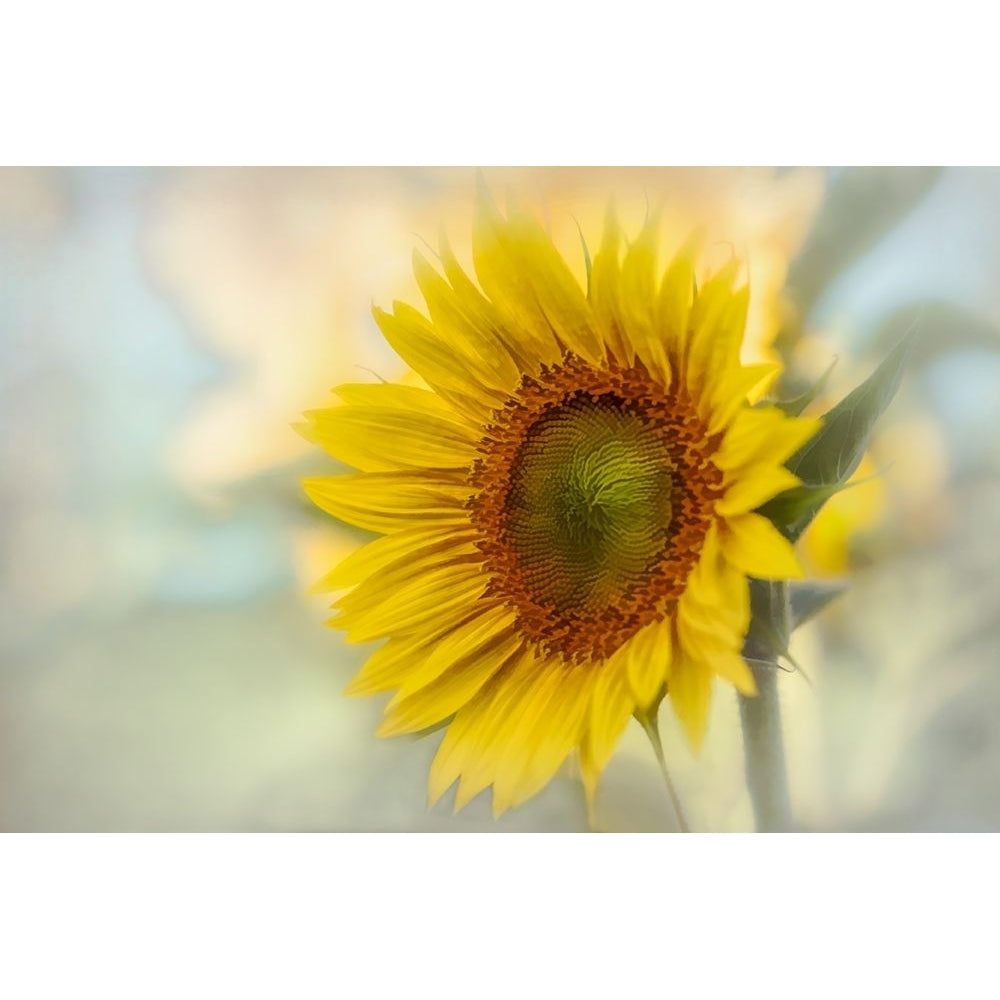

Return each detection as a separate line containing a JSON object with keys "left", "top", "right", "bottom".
{"left": 722, "top": 512, "right": 804, "bottom": 580}
{"left": 680, "top": 519, "right": 722, "bottom": 592}
{"left": 302, "top": 473, "right": 470, "bottom": 534}
{"left": 715, "top": 407, "right": 783, "bottom": 468}
{"left": 503, "top": 198, "right": 604, "bottom": 365}
{"left": 678, "top": 521, "right": 751, "bottom": 641}
{"left": 345, "top": 634, "right": 432, "bottom": 697}
{"left": 490, "top": 661, "right": 586, "bottom": 816}
{"left": 470, "top": 658, "right": 565, "bottom": 816}
{"left": 704, "top": 363, "right": 783, "bottom": 436}
{"left": 377, "top": 629, "right": 524, "bottom": 737}
{"left": 300, "top": 401, "right": 478, "bottom": 472}
{"left": 656, "top": 232, "right": 701, "bottom": 355}
{"left": 579, "top": 656, "right": 634, "bottom": 800}
{"left": 470, "top": 187, "right": 564, "bottom": 370}
{"left": 675, "top": 531, "right": 756, "bottom": 693}
{"left": 312, "top": 525, "right": 467, "bottom": 591}
{"left": 345, "top": 604, "right": 495, "bottom": 697}
{"left": 332, "top": 382, "right": 472, "bottom": 427}
{"left": 412, "top": 250, "right": 523, "bottom": 391}
{"left": 333, "top": 534, "right": 482, "bottom": 619}
{"left": 715, "top": 465, "right": 801, "bottom": 517}
{"left": 709, "top": 647, "right": 757, "bottom": 696}
{"left": 512, "top": 668, "right": 598, "bottom": 808}
{"left": 668, "top": 653, "right": 713, "bottom": 751}
{"left": 437, "top": 649, "right": 545, "bottom": 810}
{"left": 437, "top": 230, "right": 537, "bottom": 374}
{"left": 389, "top": 604, "right": 519, "bottom": 701}
{"left": 428, "top": 658, "right": 527, "bottom": 807}
{"left": 373, "top": 302, "right": 502, "bottom": 419}
{"left": 589, "top": 203, "right": 630, "bottom": 363}
{"left": 624, "top": 619, "right": 672, "bottom": 709}
{"left": 615, "top": 211, "right": 663, "bottom": 370}
{"left": 716, "top": 408, "right": 822, "bottom": 472}
{"left": 676, "top": 593, "right": 756, "bottom": 698}
{"left": 686, "top": 261, "right": 746, "bottom": 395}
{"left": 332, "top": 565, "right": 488, "bottom": 643}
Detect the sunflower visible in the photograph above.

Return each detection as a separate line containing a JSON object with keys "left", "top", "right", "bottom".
{"left": 301, "top": 190, "right": 820, "bottom": 818}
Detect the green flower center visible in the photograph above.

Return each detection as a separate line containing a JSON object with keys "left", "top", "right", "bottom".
{"left": 504, "top": 391, "right": 674, "bottom": 615}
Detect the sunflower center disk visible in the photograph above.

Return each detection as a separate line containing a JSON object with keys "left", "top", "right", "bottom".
{"left": 505, "top": 393, "right": 674, "bottom": 615}
{"left": 469, "top": 356, "right": 721, "bottom": 662}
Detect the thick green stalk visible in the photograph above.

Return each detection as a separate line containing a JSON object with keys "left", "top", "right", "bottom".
{"left": 738, "top": 580, "right": 793, "bottom": 832}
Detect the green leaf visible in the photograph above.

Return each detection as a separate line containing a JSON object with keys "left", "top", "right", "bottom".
{"left": 760, "top": 337, "right": 910, "bottom": 539}
{"left": 789, "top": 581, "right": 846, "bottom": 630}
{"left": 790, "top": 337, "right": 909, "bottom": 485}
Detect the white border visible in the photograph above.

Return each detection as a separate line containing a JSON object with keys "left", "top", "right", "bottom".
{"left": 1, "top": 835, "right": 996, "bottom": 997}
{"left": 3, "top": 3, "right": 998, "bottom": 163}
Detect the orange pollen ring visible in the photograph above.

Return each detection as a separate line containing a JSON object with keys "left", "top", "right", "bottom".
{"left": 466, "top": 354, "right": 724, "bottom": 663}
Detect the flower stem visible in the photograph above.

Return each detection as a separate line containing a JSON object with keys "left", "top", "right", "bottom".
{"left": 739, "top": 580, "right": 793, "bottom": 832}
{"left": 639, "top": 711, "right": 690, "bottom": 833}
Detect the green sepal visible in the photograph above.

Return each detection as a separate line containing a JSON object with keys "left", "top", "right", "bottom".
{"left": 742, "top": 579, "right": 813, "bottom": 685}
{"left": 788, "top": 580, "right": 846, "bottom": 630}
{"left": 760, "top": 337, "right": 910, "bottom": 539}
{"left": 633, "top": 688, "right": 667, "bottom": 731}
{"left": 757, "top": 482, "right": 849, "bottom": 530}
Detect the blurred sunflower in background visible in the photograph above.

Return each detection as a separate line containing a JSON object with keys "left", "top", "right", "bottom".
{"left": 301, "top": 189, "right": 820, "bottom": 815}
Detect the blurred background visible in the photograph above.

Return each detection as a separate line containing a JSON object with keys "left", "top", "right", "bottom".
{"left": 1, "top": 166, "right": 997, "bottom": 832}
